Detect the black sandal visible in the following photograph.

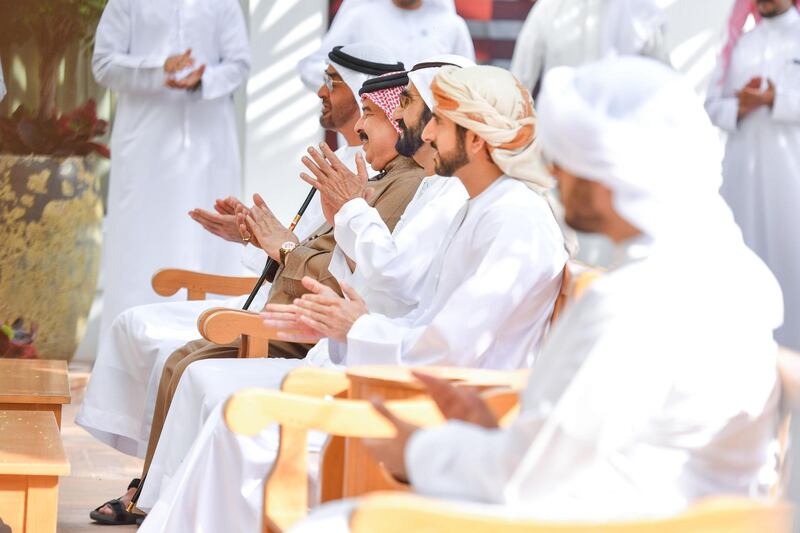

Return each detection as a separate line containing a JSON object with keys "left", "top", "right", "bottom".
{"left": 89, "top": 478, "right": 144, "bottom": 525}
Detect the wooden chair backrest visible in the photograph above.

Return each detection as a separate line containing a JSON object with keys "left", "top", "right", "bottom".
{"left": 349, "top": 492, "right": 793, "bottom": 533}
{"left": 151, "top": 268, "right": 258, "bottom": 301}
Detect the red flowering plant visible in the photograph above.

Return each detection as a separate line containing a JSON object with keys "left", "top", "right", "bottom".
{"left": 0, "top": 99, "right": 110, "bottom": 158}
{"left": 0, "top": 318, "right": 39, "bottom": 359}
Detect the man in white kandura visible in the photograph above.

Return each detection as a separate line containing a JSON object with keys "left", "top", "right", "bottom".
{"left": 292, "top": 56, "right": 784, "bottom": 532}
{"left": 137, "top": 63, "right": 567, "bottom": 532}
{"left": 705, "top": 0, "right": 800, "bottom": 350}
{"left": 298, "top": 0, "right": 474, "bottom": 91}
{"left": 511, "top": 0, "right": 669, "bottom": 93}
{"left": 78, "top": 41, "right": 394, "bottom": 479}
{"left": 92, "top": 0, "right": 250, "bottom": 372}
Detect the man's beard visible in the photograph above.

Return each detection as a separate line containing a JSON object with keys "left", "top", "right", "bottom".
{"left": 756, "top": 0, "right": 788, "bottom": 17}
{"left": 319, "top": 97, "right": 357, "bottom": 130}
{"left": 395, "top": 108, "right": 431, "bottom": 157}
{"left": 433, "top": 126, "right": 469, "bottom": 176}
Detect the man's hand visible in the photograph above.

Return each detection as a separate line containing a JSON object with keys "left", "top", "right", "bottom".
{"left": 164, "top": 49, "right": 194, "bottom": 73}
{"left": 737, "top": 77, "right": 775, "bottom": 120}
{"left": 292, "top": 277, "right": 368, "bottom": 342}
{"left": 413, "top": 372, "right": 499, "bottom": 429}
{"left": 363, "top": 398, "right": 420, "bottom": 483}
{"left": 300, "top": 144, "right": 369, "bottom": 225}
{"left": 166, "top": 64, "right": 206, "bottom": 91}
{"left": 235, "top": 203, "right": 258, "bottom": 247}
{"left": 243, "top": 194, "right": 297, "bottom": 260}
{"left": 261, "top": 303, "right": 324, "bottom": 344}
{"left": 215, "top": 196, "right": 245, "bottom": 217}
{"left": 189, "top": 206, "right": 245, "bottom": 244}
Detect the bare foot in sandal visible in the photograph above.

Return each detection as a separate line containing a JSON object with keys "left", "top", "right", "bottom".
{"left": 90, "top": 479, "right": 145, "bottom": 525}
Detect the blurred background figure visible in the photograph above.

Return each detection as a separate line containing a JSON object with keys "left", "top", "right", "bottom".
{"left": 510, "top": 0, "right": 670, "bottom": 96}
{"left": 509, "top": 0, "right": 670, "bottom": 267}
{"left": 92, "top": 0, "right": 251, "bottom": 359}
{"left": 706, "top": 0, "right": 800, "bottom": 350}
{"left": 298, "top": 0, "right": 475, "bottom": 92}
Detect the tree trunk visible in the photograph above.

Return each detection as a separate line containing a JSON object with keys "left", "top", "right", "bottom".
{"left": 38, "top": 53, "right": 61, "bottom": 119}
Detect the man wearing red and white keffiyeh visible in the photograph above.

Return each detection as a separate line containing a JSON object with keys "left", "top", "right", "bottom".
{"left": 705, "top": 0, "right": 800, "bottom": 351}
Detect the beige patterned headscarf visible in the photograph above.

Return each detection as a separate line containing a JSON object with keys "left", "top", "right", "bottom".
{"left": 430, "top": 65, "right": 553, "bottom": 193}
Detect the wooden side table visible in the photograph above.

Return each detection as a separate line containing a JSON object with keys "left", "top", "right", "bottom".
{"left": 0, "top": 410, "right": 70, "bottom": 533}
{"left": 0, "top": 360, "right": 71, "bottom": 429}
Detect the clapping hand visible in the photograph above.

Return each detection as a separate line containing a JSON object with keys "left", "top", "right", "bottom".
{"left": 412, "top": 372, "right": 499, "bottom": 429}
{"left": 291, "top": 277, "right": 368, "bottom": 342}
{"left": 300, "top": 143, "right": 370, "bottom": 225}
{"left": 189, "top": 197, "right": 249, "bottom": 243}
{"left": 241, "top": 193, "right": 297, "bottom": 260}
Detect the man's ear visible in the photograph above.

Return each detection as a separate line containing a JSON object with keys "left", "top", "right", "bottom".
{"left": 466, "top": 129, "right": 489, "bottom": 159}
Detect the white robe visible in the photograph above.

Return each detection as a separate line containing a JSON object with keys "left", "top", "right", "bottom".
{"left": 137, "top": 176, "right": 566, "bottom": 531}
{"left": 705, "top": 8, "right": 800, "bottom": 350}
{"left": 341, "top": 176, "right": 567, "bottom": 369}
{"left": 75, "top": 146, "right": 361, "bottom": 457}
{"left": 510, "top": 0, "right": 669, "bottom": 92}
{"left": 297, "top": 0, "right": 475, "bottom": 92}
{"left": 291, "top": 235, "right": 782, "bottom": 532}
{"left": 306, "top": 175, "right": 468, "bottom": 361}
{"left": 137, "top": 174, "right": 467, "bottom": 511}
{"left": 94, "top": 0, "right": 251, "bottom": 365}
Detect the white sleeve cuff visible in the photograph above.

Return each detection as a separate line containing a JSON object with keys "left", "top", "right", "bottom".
{"left": 334, "top": 197, "right": 370, "bottom": 227}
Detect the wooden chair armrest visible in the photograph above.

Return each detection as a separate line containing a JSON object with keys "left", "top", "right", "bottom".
{"left": 346, "top": 365, "right": 530, "bottom": 392}
{"left": 197, "top": 308, "right": 319, "bottom": 358}
{"left": 481, "top": 389, "right": 520, "bottom": 427}
{"left": 224, "top": 389, "right": 443, "bottom": 438}
{"left": 152, "top": 268, "right": 259, "bottom": 301}
{"left": 279, "top": 367, "right": 351, "bottom": 398}
{"left": 197, "top": 308, "right": 274, "bottom": 345}
{"left": 349, "top": 492, "right": 793, "bottom": 533}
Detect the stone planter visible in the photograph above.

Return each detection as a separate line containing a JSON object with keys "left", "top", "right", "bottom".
{"left": 0, "top": 154, "right": 103, "bottom": 361}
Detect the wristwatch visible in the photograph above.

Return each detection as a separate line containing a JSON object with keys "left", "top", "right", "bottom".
{"left": 279, "top": 241, "right": 297, "bottom": 265}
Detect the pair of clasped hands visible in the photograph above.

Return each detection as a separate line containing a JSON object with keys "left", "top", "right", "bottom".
{"left": 737, "top": 76, "right": 776, "bottom": 120}
{"left": 164, "top": 48, "right": 205, "bottom": 91}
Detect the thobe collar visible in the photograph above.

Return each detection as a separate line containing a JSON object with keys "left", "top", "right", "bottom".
{"left": 760, "top": 6, "right": 799, "bottom": 30}
{"left": 611, "top": 234, "right": 654, "bottom": 268}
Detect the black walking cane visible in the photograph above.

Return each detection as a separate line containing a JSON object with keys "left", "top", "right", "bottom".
{"left": 126, "top": 188, "right": 318, "bottom": 515}
{"left": 241, "top": 187, "right": 317, "bottom": 310}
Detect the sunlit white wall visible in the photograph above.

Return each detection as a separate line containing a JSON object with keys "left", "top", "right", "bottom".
{"left": 660, "top": 0, "right": 736, "bottom": 96}
{"left": 244, "top": 0, "right": 328, "bottom": 225}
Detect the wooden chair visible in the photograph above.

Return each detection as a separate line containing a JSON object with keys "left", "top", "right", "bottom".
{"left": 342, "top": 349, "right": 800, "bottom": 533}
{"left": 0, "top": 410, "right": 70, "bottom": 533}
{"left": 151, "top": 268, "right": 275, "bottom": 357}
{"left": 223, "top": 382, "right": 521, "bottom": 532}
{"left": 349, "top": 492, "right": 793, "bottom": 533}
